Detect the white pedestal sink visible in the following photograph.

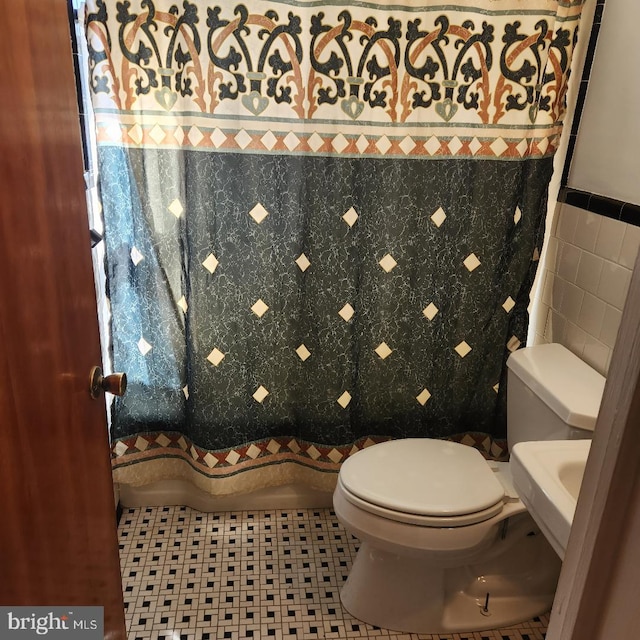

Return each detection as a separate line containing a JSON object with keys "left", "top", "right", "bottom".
{"left": 510, "top": 440, "right": 591, "bottom": 560}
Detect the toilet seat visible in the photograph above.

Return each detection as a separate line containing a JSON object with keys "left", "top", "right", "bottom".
{"left": 338, "top": 477, "right": 505, "bottom": 526}
{"left": 339, "top": 439, "right": 506, "bottom": 527}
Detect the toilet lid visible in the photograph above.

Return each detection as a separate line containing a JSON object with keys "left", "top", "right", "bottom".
{"left": 340, "top": 439, "right": 505, "bottom": 517}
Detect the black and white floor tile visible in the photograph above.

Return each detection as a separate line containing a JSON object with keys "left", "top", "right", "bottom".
{"left": 119, "top": 506, "right": 548, "bottom": 640}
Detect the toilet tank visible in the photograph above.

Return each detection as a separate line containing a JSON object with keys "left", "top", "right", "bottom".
{"left": 506, "top": 343, "right": 606, "bottom": 452}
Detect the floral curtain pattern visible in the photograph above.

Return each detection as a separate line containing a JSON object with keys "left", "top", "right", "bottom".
{"left": 86, "top": 0, "right": 585, "bottom": 493}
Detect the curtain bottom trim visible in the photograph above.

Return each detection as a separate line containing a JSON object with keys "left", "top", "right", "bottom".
{"left": 112, "top": 432, "right": 508, "bottom": 495}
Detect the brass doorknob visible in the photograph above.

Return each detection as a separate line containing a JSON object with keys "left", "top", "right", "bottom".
{"left": 89, "top": 366, "right": 127, "bottom": 399}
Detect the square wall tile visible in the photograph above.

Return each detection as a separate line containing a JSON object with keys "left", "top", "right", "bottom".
{"left": 619, "top": 224, "right": 640, "bottom": 269}
{"left": 559, "top": 282, "right": 585, "bottom": 323}
{"left": 600, "top": 304, "right": 622, "bottom": 349}
{"left": 564, "top": 321, "right": 587, "bottom": 358}
{"left": 532, "top": 301, "right": 550, "bottom": 339}
{"left": 557, "top": 242, "right": 581, "bottom": 283}
{"left": 573, "top": 210, "right": 602, "bottom": 253}
{"left": 575, "top": 251, "right": 604, "bottom": 296}
{"left": 579, "top": 293, "right": 607, "bottom": 338}
{"left": 595, "top": 216, "right": 626, "bottom": 261}
{"left": 582, "top": 335, "right": 610, "bottom": 376}
{"left": 557, "top": 204, "right": 579, "bottom": 243}
{"left": 545, "top": 311, "right": 566, "bottom": 343}
{"left": 597, "top": 262, "right": 632, "bottom": 310}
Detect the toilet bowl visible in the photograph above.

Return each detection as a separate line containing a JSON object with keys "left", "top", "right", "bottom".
{"left": 333, "top": 344, "right": 606, "bottom": 634}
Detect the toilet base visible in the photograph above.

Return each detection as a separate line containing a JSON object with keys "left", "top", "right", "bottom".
{"left": 340, "top": 515, "right": 560, "bottom": 634}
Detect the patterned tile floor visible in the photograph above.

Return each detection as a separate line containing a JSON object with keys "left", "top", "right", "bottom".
{"left": 119, "top": 506, "right": 548, "bottom": 640}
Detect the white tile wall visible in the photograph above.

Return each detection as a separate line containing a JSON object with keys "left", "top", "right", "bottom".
{"left": 532, "top": 203, "right": 639, "bottom": 376}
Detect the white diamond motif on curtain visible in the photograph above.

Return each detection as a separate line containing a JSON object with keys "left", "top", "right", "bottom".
{"left": 137, "top": 337, "right": 152, "bottom": 355}
{"left": 337, "top": 391, "right": 352, "bottom": 408}
{"left": 332, "top": 133, "right": 348, "bottom": 153}
{"left": 135, "top": 436, "right": 149, "bottom": 451}
{"left": 209, "top": 127, "right": 225, "bottom": 148}
{"left": 469, "top": 138, "right": 482, "bottom": 155}
{"left": 113, "top": 441, "right": 128, "bottom": 456}
{"left": 253, "top": 385, "right": 269, "bottom": 403}
{"left": 516, "top": 139, "right": 529, "bottom": 156}
{"left": 207, "top": 348, "right": 225, "bottom": 367}
{"left": 225, "top": 450, "right": 241, "bottom": 465}
{"left": 502, "top": 296, "right": 516, "bottom": 313}
{"left": 267, "top": 440, "right": 280, "bottom": 455}
{"left": 399, "top": 136, "right": 415, "bottom": 155}
{"left": 249, "top": 203, "right": 269, "bottom": 224}
{"left": 266, "top": 439, "right": 280, "bottom": 454}
{"left": 423, "top": 303, "right": 439, "bottom": 320}
{"left": 339, "top": 303, "right": 354, "bottom": 321}
{"left": 235, "top": 129, "right": 252, "bottom": 149}
{"left": 295, "top": 253, "right": 311, "bottom": 271}
{"left": 287, "top": 439, "right": 301, "bottom": 453}
{"left": 177, "top": 296, "right": 188, "bottom": 313}
{"left": 454, "top": 341, "right": 472, "bottom": 358}
{"left": 416, "top": 388, "right": 431, "bottom": 405}
{"left": 130, "top": 246, "right": 144, "bottom": 265}
{"left": 156, "top": 433, "right": 171, "bottom": 447}
{"left": 128, "top": 124, "right": 142, "bottom": 144}
{"left": 189, "top": 125, "right": 205, "bottom": 146}
{"left": 182, "top": 385, "right": 189, "bottom": 399}
{"left": 490, "top": 137, "right": 508, "bottom": 157}
{"left": 246, "top": 444, "right": 261, "bottom": 459}
{"left": 328, "top": 448, "right": 343, "bottom": 464}
{"left": 308, "top": 132, "right": 324, "bottom": 152}
{"left": 376, "top": 135, "right": 392, "bottom": 154}
{"left": 307, "top": 445, "right": 321, "bottom": 460}
{"left": 149, "top": 124, "right": 166, "bottom": 144}
{"left": 507, "top": 335, "right": 522, "bottom": 352}
{"left": 168, "top": 198, "right": 183, "bottom": 218}
{"left": 284, "top": 132, "right": 300, "bottom": 151}
{"left": 251, "top": 299, "right": 269, "bottom": 317}
{"left": 425, "top": 136, "right": 441, "bottom": 155}
{"left": 296, "top": 344, "right": 311, "bottom": 361}
{"left": 379, "top": 254, "right": 397, "bottom": 272}
{"left": 261, "top": 130, "right": 277, "bottom": 150}
{"left": 203, "top": 452, "right": 218, "bottom": 468}
{"left": 430, "top": 207, "right": 447, "bottom": 227}
{"left": 448, "top": 136, "right": 463, "bottom": 155}
{"left": 356, "top": 135, "right": 369, "bottom": 154}
{"left": 463, "top": 253, "right": 481, "bottom": 272}
{"left": 202, "top": 253, "right": 219, "bottom": 274}
{"left": 514, "top": 206, "right": 522, "bottom": 224}
{"left": 342, "top": 207, "right": 358, "bottom": 227}
{"left": 375, "top": 342, "right": 392, "bottom": 359}
{"left": 493, "top": 383, "right": 500, "bottom": 393}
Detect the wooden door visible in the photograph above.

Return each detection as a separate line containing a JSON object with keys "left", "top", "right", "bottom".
{"left": 0, "top": 1, "right": 126, "bottom": 637}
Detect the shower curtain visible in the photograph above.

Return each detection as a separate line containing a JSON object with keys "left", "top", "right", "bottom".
{"left": 86, "top": 0, "right": 585, "bottom": 494}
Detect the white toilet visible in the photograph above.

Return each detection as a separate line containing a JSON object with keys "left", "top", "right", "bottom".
{"left": 333, "top": 343, "right": 605, "bottom": 634}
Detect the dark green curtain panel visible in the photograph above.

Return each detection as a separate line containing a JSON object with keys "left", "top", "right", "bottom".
{"left": 86, "top": 0, "right": 584, "bottom": 491}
